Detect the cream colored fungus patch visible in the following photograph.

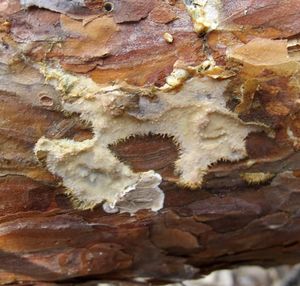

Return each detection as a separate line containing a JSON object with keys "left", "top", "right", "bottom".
{"left": 183, "top": 0, "right": 220, "bottom": 34}
{"left": 35, "top": 66, "right": 260, "bottom": 214}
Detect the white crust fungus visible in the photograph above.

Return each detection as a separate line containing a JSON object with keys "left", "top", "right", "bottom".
{"left": 34, "top": 65, "right": 261, "bottom": 214}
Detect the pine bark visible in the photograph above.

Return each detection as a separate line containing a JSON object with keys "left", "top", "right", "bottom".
{"left": 1, "top": 0, "right": 300, "bottom": 284}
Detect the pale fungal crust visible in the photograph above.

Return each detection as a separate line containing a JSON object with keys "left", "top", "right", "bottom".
{"left": 183, "top": 0, "right": 220, "bottom": 34}
{"left": 34, "top": 65, "right": 262, "bottom": 214}
{"left": 161, "top": 68, "right": 190, "bottom": 90}
{"left": 20, "top": 0, "right": 86, "bottom": 14}
{"left": 190, "top": 57, "right": 236, "bottom": 79}
{"left": 287, "top": 127, "right": 300, "bottom": 149}
{"left": 240, "top": 172, "right": 275, "bottom": 185}
{"left": 161, "top": 57, "right": 235, "bottom": 91}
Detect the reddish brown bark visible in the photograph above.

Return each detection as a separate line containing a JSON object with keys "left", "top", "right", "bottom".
{"left": 1, "top": 0, "right": 300, "bottom": 284}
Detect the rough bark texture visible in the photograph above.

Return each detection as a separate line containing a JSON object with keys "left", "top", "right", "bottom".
{"left": 1, "top": 0, "right": 300, "bottom": 284}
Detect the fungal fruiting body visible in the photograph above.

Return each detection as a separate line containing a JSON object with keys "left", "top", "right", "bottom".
{"left": 161, "top": 58, "right": 234, "bottom": 91}
{"left": 183, "top": 0, "right": 220, "bottom": 34}
{"left": 161, "top": 68, "right": 190, "bottom": 90}
{"left": 163, "top": 32, "right": 174, "bottom": 44}
{"left": 35, "top": 65, "right": 260, "bottom": 214}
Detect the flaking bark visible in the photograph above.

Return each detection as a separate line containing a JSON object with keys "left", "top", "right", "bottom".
{"left": 1, "top": 0, "right": 300, "bottom": 284}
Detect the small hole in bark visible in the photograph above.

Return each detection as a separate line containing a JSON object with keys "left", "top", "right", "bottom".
{"left": 103, "top": 2, "right": 114, "bottom": 12}
{"left": 39, "top": 94, "right": 54, "bottom": 107}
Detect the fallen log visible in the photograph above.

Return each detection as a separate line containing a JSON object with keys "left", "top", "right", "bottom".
{"left": 1, "top": 0, "right": 300, "bottom": 284}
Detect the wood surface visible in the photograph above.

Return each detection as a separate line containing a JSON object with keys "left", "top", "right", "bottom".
{"left": 1, "top": 0, "right": 300, "bottom": 284}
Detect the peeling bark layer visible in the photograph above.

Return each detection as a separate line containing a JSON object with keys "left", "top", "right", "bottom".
{"left": 1, "top": 0, "right": 300, "bottom": 283}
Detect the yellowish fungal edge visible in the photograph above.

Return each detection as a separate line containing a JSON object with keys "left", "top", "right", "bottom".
{"left": 240, "top": 172, "right": 275, "bottom": 185}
